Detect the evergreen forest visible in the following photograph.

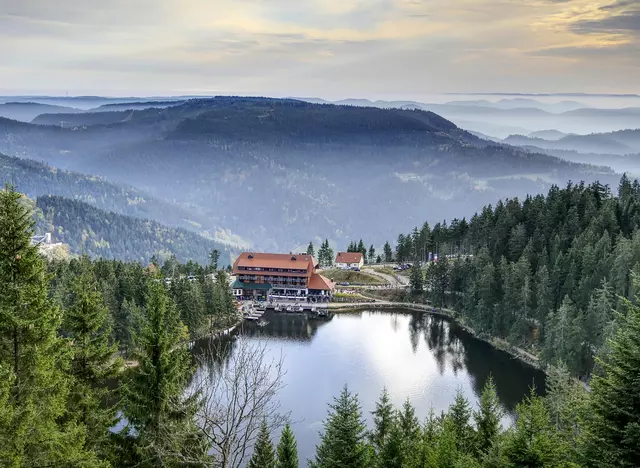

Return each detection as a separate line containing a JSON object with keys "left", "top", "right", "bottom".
{"left": 2, "top": 177, "right": 640, "bottom": 467}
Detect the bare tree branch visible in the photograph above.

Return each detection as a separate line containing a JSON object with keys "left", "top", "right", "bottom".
{"left": 191, "top": 338, "right": 288, "bottom": 468}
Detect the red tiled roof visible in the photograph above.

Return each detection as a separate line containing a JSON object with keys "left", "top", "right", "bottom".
{"left": 335, "top": 252, "right": 363, "bottom": 264}
{"left": 308, "top": 273, "right": 334, "bottom": 291}
{"left": 232, "top": 252, "right": 318, "bottom": 277}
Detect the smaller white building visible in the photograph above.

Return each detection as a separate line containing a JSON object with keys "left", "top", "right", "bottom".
{"left": 335, "top": 252, "right": 364, "bottom": 269}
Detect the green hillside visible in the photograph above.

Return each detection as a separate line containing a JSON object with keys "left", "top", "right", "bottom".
{"left": 35, "top": 195, "right": 232, "bottom": 265}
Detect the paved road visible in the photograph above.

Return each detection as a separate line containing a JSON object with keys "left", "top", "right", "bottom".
{"left": 364, "top": 267, "right": 410, "bottom": 287}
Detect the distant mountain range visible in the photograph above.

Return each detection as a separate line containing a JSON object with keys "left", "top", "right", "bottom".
{"left": 0, "top": 96, "right": 620, "bottom": 252}
{"left": 443, "top": 98, "right": 587, "bottom": 113}
{"left": 528, "top": 130, "right": 570, "bottom": 140}
{"left": 289, "top": 97, "right": 640, "bottom": 138}
{"left": 504, "top": 129, "right": 640, "bottom": 156}
{"left": 0, "top": 102, "right": 83, "bottom": 123}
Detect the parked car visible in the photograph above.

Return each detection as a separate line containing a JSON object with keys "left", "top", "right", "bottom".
{"left": 352, "top": 267, "right": 360, "bottom": 271}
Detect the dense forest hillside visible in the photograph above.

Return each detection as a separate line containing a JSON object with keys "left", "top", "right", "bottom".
{"left": 390, "top": 175, "right": 640, "bottom": 380}
{"left": 0, "top": 97, "right": 619, "bottom": 250}
{"left": 0, "top": 152, "right": 246, "bottom": 247}
{"left": 5, "top": 181, "right": 640, "bottom": 467}
{"left": 35, "top": 195, "right": 233, "bottom": 265}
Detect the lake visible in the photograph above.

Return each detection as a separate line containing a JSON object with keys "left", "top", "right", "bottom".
{"left": 191, "top": 309, "right": 546, "bottom": 463}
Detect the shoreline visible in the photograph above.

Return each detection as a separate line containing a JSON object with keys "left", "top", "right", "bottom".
{"left": 328, "top": 301, "right": 544, "bottom": 373}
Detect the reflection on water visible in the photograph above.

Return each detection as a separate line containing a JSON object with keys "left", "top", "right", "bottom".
{"left": 192, "top": 310, "right": 545, "bottom": 463}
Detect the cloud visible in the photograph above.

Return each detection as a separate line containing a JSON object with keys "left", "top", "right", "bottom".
{"left": 0, "top": 0, "right": 638, "bottom": 96}
{"left": 571, "top": 0, "right": 640, "bottom": 34}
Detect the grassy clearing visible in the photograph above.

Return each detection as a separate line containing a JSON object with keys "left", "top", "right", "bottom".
{"left": 322, "top": 268, "right": 386, "bottom": 285}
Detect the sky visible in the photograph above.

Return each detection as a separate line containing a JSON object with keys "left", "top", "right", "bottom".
{"left": 0, "top": 0, "right": 638, "bottom": 99}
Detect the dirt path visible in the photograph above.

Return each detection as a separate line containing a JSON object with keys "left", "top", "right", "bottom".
{"left": 364, "top": 267, "right": 410, "bottom": 287}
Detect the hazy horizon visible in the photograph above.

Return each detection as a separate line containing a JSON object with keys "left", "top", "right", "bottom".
{"left": 2, "top": 0, "right": 639, "bottom": 98}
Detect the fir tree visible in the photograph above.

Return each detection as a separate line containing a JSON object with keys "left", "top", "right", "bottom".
{"left": 64, "top": 256, "right": 123, "bottom": 460}
{"left": 121, "top": 280, "right": 209, "bottom": 466}
{"left": 325, "top": 240, "right": 334, "bottom": 267}
{"left": 306, "top": 241, "right": 315, "bottom": 257}
{"left": 276, "top": 423, "right": 298, "bottom": 468}
{"left": 582, "top": 293, "right": 640, "bottom": 467}
{"left": 249, "top": 419, "right": 276, "bottom": 468}
{"left": 310, "top": 385, "right": 370, "bottom": 468}
{"left": 502, "top": 389, "right": 569, "bottom": 467}
{"left": 368, "top": 245, "right": 375, "bottom": 264}
{"left": 398, "top": 399, "right": 421, "bottom": 444}
{"left": 0, "top": 185, "right": 99, "bottom": 466}
{"left": 397, "top": 399, "right": 421, "bottom": 467}
{"left": 357, "top": 239, "right": 367, "bottom": 260}
{"left": 384, "top": 241, "right": 393, "bottom": 263}
{"left": 209, "top": 248, "right": 220, "bottom": 271}
{"left": 474, "top": 376, "right": 503, "bottom": 456}
{"left": 409, "top": 261, "right": 424, "bottom": 293}
{"left": 369, "top": 388, "right": 394, "bottom": 453}
{"left": 449, "top": 390, "right": 475, "bottom": 453}
{"left": 379, "top": 419, "right": 404, "bottom": 468}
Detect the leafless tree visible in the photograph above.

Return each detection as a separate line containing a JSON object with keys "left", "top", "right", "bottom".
{"left": 191, "top": 338, "right": 288, "bottom": 468}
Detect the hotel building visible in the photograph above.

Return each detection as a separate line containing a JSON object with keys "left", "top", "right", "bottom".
{"left": 231, "top": 252, "right": 334, "bottom": 301}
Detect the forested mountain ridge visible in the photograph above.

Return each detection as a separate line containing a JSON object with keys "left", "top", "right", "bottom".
{"left": 35, "top": 195, "right": 233, "bottom": 265}
{"left": 0, "top": 97, "right": 620, "bottom": 250}
{"left": 168, "top": 98, "right": 467, "bottom": 143}
{"left": 0, "top": 152, "right": 247, "bottom": 247}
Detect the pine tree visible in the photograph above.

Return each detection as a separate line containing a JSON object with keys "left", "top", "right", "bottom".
{"left": 0, "top": 185, "right": 99, "bottom": 466}
{"left": 249, "top": 419, "right": 276, "bottom": 468}
{"left": 409, "top": 261, "right": 424, "bottom": 293}
{"left": 369, "top": 388, "right": 394, "bottom": 453}
{"left": 397, "top": 399, "right": 421, "bottom": 466}
{"left": 310, "top": 385, "right": 370, "bottom": 468}
{"left": 276, "top": 423, "right": 298, "bottom": 468}
{"left": 116, "top": 297, "right": 142, "bottom": 354}
{"left": 384, "top": 241, "right": 393, "bottom": 263}
{"left": 474, "top": 376, "right": 503, "bottom": 455}
{"left": 64, "top": 256, "right": 123, "bottom": 460}
{"left": 379, "top": 419, "right": 404, "bottom": 468}
{"left": 398, "top": 398, "right": 421, "bottom": 443}
{"left": 368, "top": 245, "right": 375, "bottom": 264}
{"left": 543, "top": 364, "right": 588, "bottom": 460}
{"left": 209, "top": 248, "right": 220, "bottom": 271}
{"left": 582, "top": 293, "right": 640, "bottom": 467}
{"left": 324, "top": 240, "right": 334, "bottom": 267}
{"left": 534, "top": 264, "right": 552, "bottom": 342}
{"left": 357, "top": 239, "right": 367, "bottom": 261}
{"left": 449, "top": 390, "right": 475, "bottom": 453}
{"left": 306, "top": 241, "right": 315, "bottom": 257}
{"left": 121, "top": 280, "right": 209, "bottom": 466}
{"left": 171, "top": 278, "right": 208, "bottom": 339}
{"left": 434, "top": 415, "right": 460, "bottom": 468}
{"left": 502, "top": 389, "right": 569, "bottom": 467}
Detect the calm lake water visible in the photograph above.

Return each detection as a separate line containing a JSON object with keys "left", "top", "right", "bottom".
{"left": 192, "top": 309, "right": 545, "bottom": 463}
